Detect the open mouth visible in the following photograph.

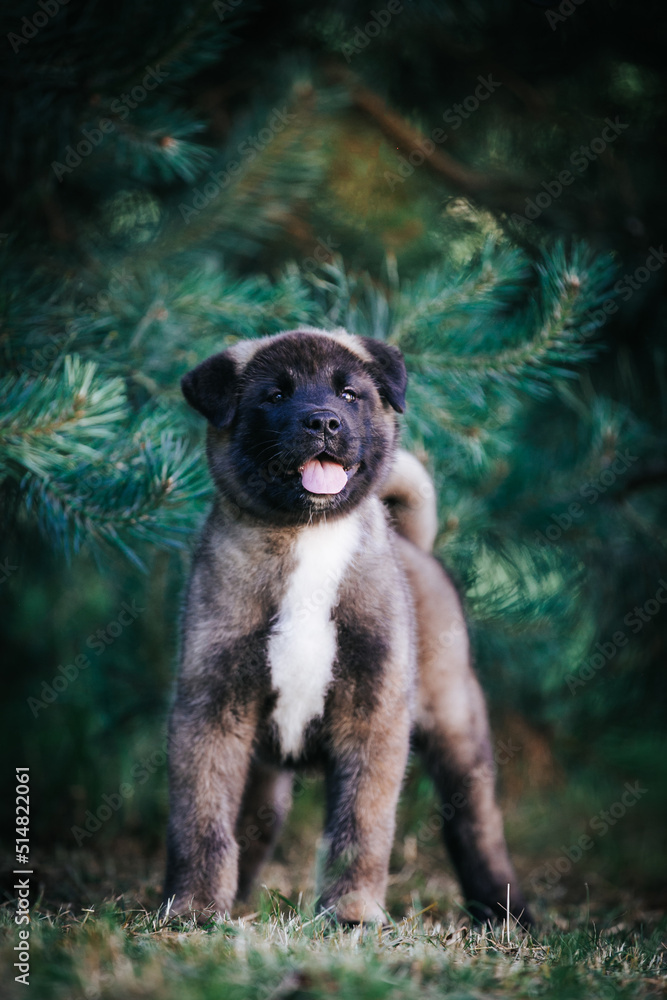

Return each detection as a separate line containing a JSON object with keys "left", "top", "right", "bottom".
{"left": 298, "top": 452, "right": 360, "bottom": 495}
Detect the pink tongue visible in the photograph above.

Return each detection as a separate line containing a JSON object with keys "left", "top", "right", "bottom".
{"left": 301, "top": 458, "right": 348, "bottom": 495}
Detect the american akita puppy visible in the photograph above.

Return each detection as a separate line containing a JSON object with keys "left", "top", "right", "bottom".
{"left": 164, "top": 326, "right": 529, "bottom": 925}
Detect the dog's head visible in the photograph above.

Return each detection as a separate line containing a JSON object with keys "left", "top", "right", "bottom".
{"left": 181, "top": 326, "right": 407, "bottom": 524}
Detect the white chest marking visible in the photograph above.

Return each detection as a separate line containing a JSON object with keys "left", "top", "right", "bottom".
{"left": 268, "top": 515, "right": 361, "bottom": 757}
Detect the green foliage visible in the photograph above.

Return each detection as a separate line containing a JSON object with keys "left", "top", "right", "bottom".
{"left": 0, "top": 357, "right": 208, "bottom": 565}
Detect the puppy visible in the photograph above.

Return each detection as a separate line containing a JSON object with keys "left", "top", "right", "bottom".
{"left": 164, "top": 326, "right": 529, "bottom": 925}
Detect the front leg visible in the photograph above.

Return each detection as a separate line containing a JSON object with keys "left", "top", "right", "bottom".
{"left": 318, "top": 700, "right": 411, "bottom": 924}
{"left": 164, "top": 687, "right": 258, "bottom": 918}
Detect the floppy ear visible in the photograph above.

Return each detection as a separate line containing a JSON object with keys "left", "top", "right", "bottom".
{"left": 181, "top": 351, "right": 238, "bottom": 428}
{"left": 360, "top": 337, "right": 408, "bottom": 413}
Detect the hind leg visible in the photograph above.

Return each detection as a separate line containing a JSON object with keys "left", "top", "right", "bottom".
{"left": 398, "top": 538, "right": 531, "bottom": 925}
{"left": 413, "top": 719, "right": 530, "bottom": 925}
{"left": 235, "top": 761, "right": 293, "bottom": 900}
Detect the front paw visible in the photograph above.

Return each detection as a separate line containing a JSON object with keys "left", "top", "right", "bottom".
{"left": 162, "top": 894, "right": 230, "bottom": 925}
{"left": 321, "top": 889, "right": 388, "bottom": 925}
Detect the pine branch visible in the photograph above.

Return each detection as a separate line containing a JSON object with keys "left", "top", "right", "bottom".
{"left": 0, "top": 355, "right": 213, "bottom": 565}
{"left": 110, "top": 0, "right": 249, "bottom": 89}
{"left": 388, "top": 241, "right": 531, "bottom": 348}
{"left": 93, "top": 107, "right": 213, "bottom": 185}
{"left": 23, "top": 426, "right": 212, "bottom": 568}
{"left": 154, "top": 80, "right": 328, "bottom": 257}
{"left": 0, "top": 357, "right": 128, "bottom": 478}
{"left": 329, "top": 66, "right": 510, "bottom": 193}
{"left": 465, "top": 540, "right": 581, "bottom": 634}
{"left": 399, "top": 241, "right": 615, "bottom": 396}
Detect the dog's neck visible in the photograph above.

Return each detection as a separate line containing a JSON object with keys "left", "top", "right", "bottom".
{"left": 210, "top": 490, "right": 391, "bottom": 546}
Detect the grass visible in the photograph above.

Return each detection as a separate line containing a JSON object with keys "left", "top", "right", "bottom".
{"left": 2, "top": 755, "right": 665, "bottom": 999}
{"left": 1, "top": 886, "right": 665, "bottom": 1000}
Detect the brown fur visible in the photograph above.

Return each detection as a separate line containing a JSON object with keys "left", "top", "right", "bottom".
{"left": 164, "top": 327, "right": 530, "bottom": 926}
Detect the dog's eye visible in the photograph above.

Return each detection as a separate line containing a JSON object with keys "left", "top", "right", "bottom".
{"left": 267, "top": 390, "right": 284, "bottom": 403}
{"left": 340, "top": 388, "right": 357, "bottom": 402}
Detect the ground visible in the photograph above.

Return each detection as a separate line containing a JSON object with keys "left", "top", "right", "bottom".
{"left": 1, "top": 818, "right": 665, "bottom": 1000}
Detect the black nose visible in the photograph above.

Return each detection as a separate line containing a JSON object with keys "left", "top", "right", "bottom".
{"left": 303, "top": 409, "right": 341, "bottom": 435}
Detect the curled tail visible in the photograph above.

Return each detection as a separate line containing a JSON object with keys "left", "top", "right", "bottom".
{"left": 380, "top": 448, "right": 438, "bottom": 553}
